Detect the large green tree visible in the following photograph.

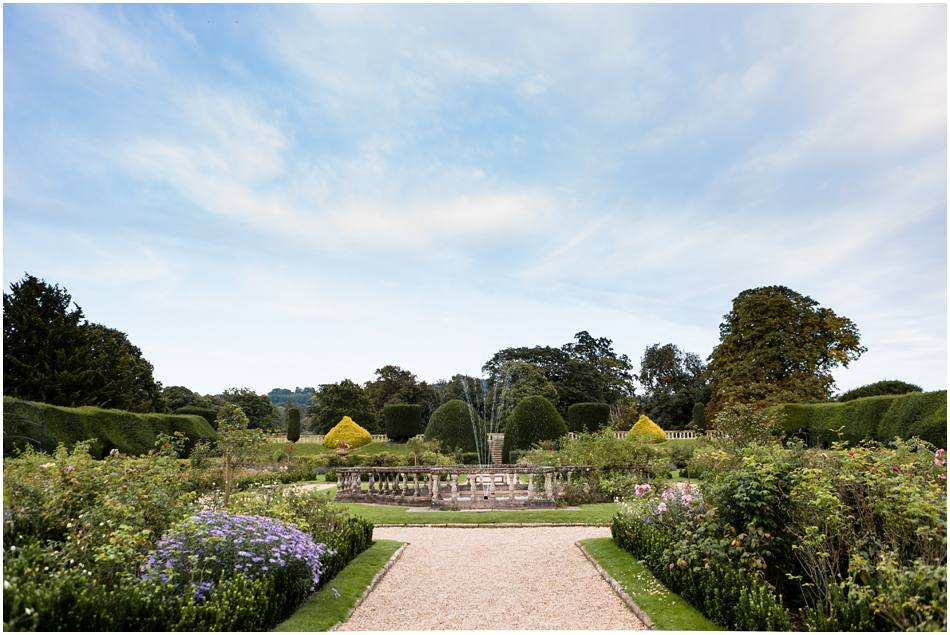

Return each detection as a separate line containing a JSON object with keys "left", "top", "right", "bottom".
{"left": 307, "top": 379, "right": 378, "bottom": 433}
{"left": 364, "top": 365, "right": 427, "bottom": 416}
{"left": 161, "top": 385, "right": 215, "bottom": 412}
{"left": 707, "top": 286, "right": 865, "bottom": 410}
{"left": 489, "top": 361, "right": 559, "bottom": 423}
{"left": 220, "top": 387, "right": 278, "bottom": 430}
{"left": 3, "top": 274, "right": 162, "bottom": 412}
{"left": 637, "top": 343, "right": 710, "bottom": 429}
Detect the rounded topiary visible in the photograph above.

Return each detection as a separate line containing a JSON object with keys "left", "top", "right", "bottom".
{"left": 567, "top": 402, "right": 610, "bottom": 433}
{"left": 323, "top": 416, "right": 372, "bottom": 449}
{"left": 424, "top": 399, "right": 482, "bottom": 453}
{"left": 692, "top": 402, "right": 707, "bottom": 433}
{"left": 502, "top": 396, "right": 568, "bottom": 463}
{"left": 627, "top": 414, "right": 666, "bottom": 443}
{"left": 286, "top": 406, "right": 301, "bottom": 443}
{"left": 383, "top": 403, "right": 424, "bottom": 442}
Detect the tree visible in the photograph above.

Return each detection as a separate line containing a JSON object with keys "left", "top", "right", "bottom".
{"left": 307, "top": 379, "right": 377, "bottom": 433}
{"left": 220, "top": 388, "right": 278, "bottom": 430}
{"left": 489, "top": 361, "right": 559, "bottom": 423}
{"left": 3, "top": 274, "right": 163, "bottom": 412}
{"left": 838, "top": 380, "right": 922, "bottom": 402}
{"left": 637, "top": 343, "right": 710, "bottom": 429}
{"left": 562, "top": 330, "right": 636, "bottom": 401}
{"left": 82, "top": 324, "right": 163, "bottom": 412}
{"left": 286, "top": 406, "right": 301, "bottom": 443}
{"left": 501, "top": 396, "right": 567, "bottom": 463}
{"left": 216, "top": 403, "right": 268, "bottom": 505}
{"left": 692, "top": 402, "right": 707, "bottom": 433}
{"left": 364, "top": 365, "right": 427, "bottom": 417}
{"left": 708, "top": 286, "right": 866, "bottom": 410}
{"left": 162, "top": 385, "right": 203, "bottom": 411}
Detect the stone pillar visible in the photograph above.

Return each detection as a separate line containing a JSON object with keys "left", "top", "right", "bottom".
{"left": 527, "top": 473, "right": 534, "bottom": 502}
{"left": 368, "top": 472, "right": 375, "bottom": 494}
{"left": 544, "top": 472, "right": 554, "bottom": 501}
{"left": 451, "top": 476, "right": 458, "bottom": 502}
{"left": 509, "top": 471, "right": 517, "bottom": 500}
{"left": 413, "top": 472, "right": 420, "bottom": 496}
{"left": 431, "top": 472, "right": 440, "bottom": 502}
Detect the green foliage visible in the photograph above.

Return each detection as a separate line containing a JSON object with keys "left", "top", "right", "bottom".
{"left": 711, "top": 403, "right": 783, "bottom": 448}
{"left": 220, "top": 387, "right": 278, "bottom": 430}
{"left": 162, "top": 385, "right": 215, "bottom": 411}
{"left": 627, "top": 414, "right": 666, "bottom": 443}
{"left": 267, "top": 387, "right": 315, "bottom": 409}
{"left": 637, "top": 343, "right": 710, "bottom": 429}
{"left": 365, "top": 365, "right": 429, "bottom": 419}
{"left": 3, "top": 274, "right": 163, "bottom": 412}
{"left": 490, "top": 361, "right": 560, "bottom": 421}
{"left": 308, "top": 379, "right": 378, "bottom": 434}
{"left": 383, "top": 403, "right": 424, "bottom": 442}
{"left": 769, "top": 390, "right": 947, "bottom": 448}
{"left": 839, "top": 379, "right": 922, "bottom": 402}
{"left": 424, "top": 399, "right": 482, "bottom": 453}
{"left": 692, "top": 402, "right": 707, "bottom": 433}
{"left": 567, "top": 402, "right": 610, "bottom": 432}
{"left": 708, "top": 285, "right": 866, "bottom": 410}
{"left": 174, "top": 405, "right": 218, "bottom": 427}
{"left": 217, "top": 404, "right": 269, "bottom": 504}
{"left": 3, "top": 396, "right": 216, "bottom": 458}
{"left": 501, "top": 396, "right": 567, "bottom": 462}
{"left": 286, "top": 406, "right": 301, "bottom": 443}
{"left": 322, "top": 416, "right": 372, "bottom": 449}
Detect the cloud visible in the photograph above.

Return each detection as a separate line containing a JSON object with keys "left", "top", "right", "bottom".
{"left": 35, "top": 4, "right": 153, "bottom": 74}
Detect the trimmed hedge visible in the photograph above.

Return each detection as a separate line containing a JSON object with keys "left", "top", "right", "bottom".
{"left": 174, "top": 405, "right": 218, "bottom": 427}
{"left": 383, "top": 403, "right": 424, "bottom": 442}
{"left": 286, "top": 407, "right": 301, "bottom": 443}
{"left": 769, "top": 390, "right": 947, "bottom": 448}
{"left": 838, "top": 380, "right": 922, "bottom": 402}
{"left": 3, "top": 396, "right": 217, "bottom": 458}
{"left": 567, "top": 402, "right": 610, "bottom": 433}
{"left": 628, "top": 414, "right": 666, "bottom": 443}
{"left": 322, "top": 416, "right": 372, "bottom": 449}
{"left": 425, "top": 399, "right": 482, "bottom": 453}
{"left": 501, "top": 396, "right": 567, "bottom": 463}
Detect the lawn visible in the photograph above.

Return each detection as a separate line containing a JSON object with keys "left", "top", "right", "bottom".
{"left": 278, "top": 441, "right": 414, "bottom": 458}
{"left": 579, "top": 538, "right": 718, "bottom": 631}
{"left": 274, "top": 539, "right": 404, "bottom": 632}
{"left": 335, "top": 501, "right": 618, "bottom": 525}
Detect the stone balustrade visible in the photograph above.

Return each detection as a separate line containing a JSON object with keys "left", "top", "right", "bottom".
{"left": 334, "top": 465, "right": 593, "bottom": 508}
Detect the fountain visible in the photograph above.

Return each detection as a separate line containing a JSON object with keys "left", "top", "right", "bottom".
{"left": 459, "top": 368, "right": 513, "bottom": 465}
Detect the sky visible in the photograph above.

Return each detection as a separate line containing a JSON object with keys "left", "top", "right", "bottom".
{"left": 3, "top": 3, "right": 947, "bottom": 396}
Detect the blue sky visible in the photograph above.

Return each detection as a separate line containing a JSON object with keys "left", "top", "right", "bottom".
{"left": 3, "top": 4, "right": 947, "bottom": 395}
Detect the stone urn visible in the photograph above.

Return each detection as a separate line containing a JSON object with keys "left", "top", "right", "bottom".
{"left": 335, "top": 440, "right": 350, "bottom": 456}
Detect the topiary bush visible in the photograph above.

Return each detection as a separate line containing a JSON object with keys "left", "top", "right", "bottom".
{"left": 174, "top": 405, "right": 218, "bottom": 428}
{"left": 838, "top": 380, "right": 923, "bottom": 402}
{"left": 501, "top": 396, "right": 567, "bottom": 463}
{"left": 627, "top": 414, "right": 666, "bottom": 443}
{"left": 567, "top": 402, "right": 610, "bottom": 433}
{"left": 383, "top": 403, "right": 424, "bottom": 442}
{"left": 286, "top": 407, "right": 301, "bottom": 443}
{"left": 692, "top": 402, "right": 707, "bottom": 433}
{"left": 322, "top": 416, "right": 372, "bottom": 449}
{"left": 3, "top": 396, "right": 217, "bottom": 458}
{"left": 424, "top": 399, "right": 482, "bottom": 453}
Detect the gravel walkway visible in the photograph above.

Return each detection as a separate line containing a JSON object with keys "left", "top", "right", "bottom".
{"left": 338, "top": 526, "right": 646, "bottom": 631}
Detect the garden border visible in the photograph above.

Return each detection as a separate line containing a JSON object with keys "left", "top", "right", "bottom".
{"left": 375, "top": 522, "right": 609, "bottom": 528}
{"left": 576, "top": 540, "right": 656, "bottom": 630}
{"left": 329, "top": 542, "right": 408, "bottom": 631}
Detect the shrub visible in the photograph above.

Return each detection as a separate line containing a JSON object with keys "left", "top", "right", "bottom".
{"left": 3, "top": 396, "right": 217, "bottom": 458}
{"left": 769, "top": 390, "right": 947, "bottom": 448}
{"left": 175, "top": 405, "right": 218, "bottom": 427}
{"left": 425, "top": 399, "right": 482, "bottom": 453}
{"left": 692, "top": 402, "right": 707, "bottom": 432}
{"left": 286, "top": 406, "right": 301, "bottom": 443}
{"left": 839, "top": 379, "right": 923, "bottom": 402}
{"left": 567, "top": 402, "right": 610, "bottom": 432}
{"left": 627, "top": 414, "right": 666, "bottom": 443}
{"left": 501, "top": 396, "right": 567, "bottom": 463}
{"left": 383, "top": 403, "right": 424, "bottom": 442}
{"left": 322, "top": 416, "right": 372, "bottom": 449}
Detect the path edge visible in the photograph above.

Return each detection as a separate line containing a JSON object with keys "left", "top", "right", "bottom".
{"left": 575, "top": 540, "right": 656, "bottom": 630}
{"left": 329, "top": 541, "right": 408, "bottom": 632}
{"left": 375, "top": 522, "right": 608, "bottom": 528}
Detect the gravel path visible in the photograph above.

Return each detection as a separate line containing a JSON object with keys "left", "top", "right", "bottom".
{"left": 339, "top": 527, "right": 646, "bottom": 631}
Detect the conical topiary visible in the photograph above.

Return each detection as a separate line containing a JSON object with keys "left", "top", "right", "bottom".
{"left": 627, "top": 414, "right": 666, "bottom": 443}
{"left": 323, "top": 415, "right": 372, "bottom": 449}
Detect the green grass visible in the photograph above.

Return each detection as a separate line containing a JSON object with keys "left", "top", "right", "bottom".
{"left": 274, "top": 539, "right": 403, "bottom": 632}
{"left": 579, "top": 538, "right": 718, "bottom": 631}
{"left": 276, "top": 441, "right": 414, "bottom": 458}
{"left": 335, "top": 501, "right": 618, "bottom": 525}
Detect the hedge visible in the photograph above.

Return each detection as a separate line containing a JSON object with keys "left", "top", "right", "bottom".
{"left": 383, "top": 403, "right": 424, "bottom": 442}
{"left": 174, "top": 405, "right": 218, "bottom": 427}
{"left": 769, "top": 390, "right": 947, "bottom": 448}
{"left": 322, "top": 416, "right": 372, "bottom": 449}
{"left": 628, "top": 414, "right": 666, "bottom": 443}
{"left": 838, "top": 380, "right": 922, "bottom": 402}
{"left": 567, "top": 402, "right": 610, "bottom": 433}
{"left": 286, "top": 407, "right": 301, "bottom": 443}
{"left": 3, "top": 396, "right": 217, "bottom": 458}
{"left": 501, "top": 396, "right": 567, "bottom": 463}
{"left": 425, "top": 399, "right": 482, "bottom": 453}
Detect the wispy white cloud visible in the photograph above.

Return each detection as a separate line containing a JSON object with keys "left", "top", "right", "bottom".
{"left": 35, "top": 4, "right": 153, "bottom": 74}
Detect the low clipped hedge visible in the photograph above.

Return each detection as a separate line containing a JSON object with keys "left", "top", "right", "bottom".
{"left": 769, "top": 390, "right": 947, "bottom": 448}
{"left": 567, "top": 402, "right": 610, "bottom": 433}
{"left": 425, "top": 399, "right": 482, "bottom": 453}
{"left": 383, "top": 403, "right": 424, "bottom": 442}
{"left": 174, "top": 406, "right": 218, "bottom": 427}
{"left": 3, "top": 396, "right": 217, "bottom": 458}
{"left": 501, "top": 396, "right": 567, "bottom": 463}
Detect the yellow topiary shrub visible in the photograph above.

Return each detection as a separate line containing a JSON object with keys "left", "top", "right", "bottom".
{"left": 627, "top": 414, "right": 667, "bottom": 443}
{"left": 322, "top": 416, "right": 372, "bottom": 449}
